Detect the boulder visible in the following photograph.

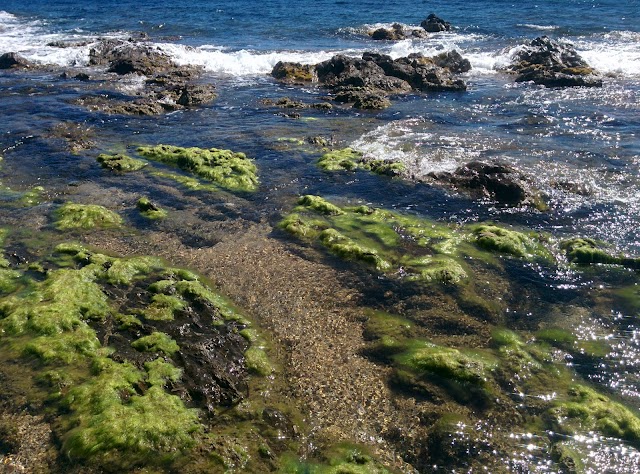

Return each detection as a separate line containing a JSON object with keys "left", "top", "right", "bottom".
{"left": 370, "top": 23, "right": 406, "bottom": 41}
{"left": 271, "top": 61, "right": 316, "bottom": 83}
{"left": 509, "top": 36, "right": 602, "bottom": 87}
{"left": 106, "top": 45, "right": 175, "bottom": 75}
{"left": 433, "top": 50, "right": 472, "bottom": 74}
{"left": 175, "top": 84, "right": 218, "bottom": 106}
{"left": 428, "top": 161, "right": 546, "bottom": 208}
{"left": 333, "top": 86, "right": 391, "bottom": 109}
{"left": 0, "top": 52, "right": 33, "bottom": 70}
{"left": 420, "top": 14, "right": 452, "bottom": 32}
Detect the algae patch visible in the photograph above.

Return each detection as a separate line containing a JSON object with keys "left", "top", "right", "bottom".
{"left": 0, "top": 242, "right": 274, "bottom": 471}
{"left": 97, "top": 153, "right": 147, "bottom": 172}
{"left": 318, "top": 148, "right": 405, "bottom": 176}
{"left": 55, "top": 203, "right": 123, "bottom": 230}
{"left": 137, "top": 144, "right": 259, "bottom": 192}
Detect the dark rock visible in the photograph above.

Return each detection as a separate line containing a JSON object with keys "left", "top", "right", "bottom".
{"left": 175, "top": 84, "right": 217, "bottom": 106}
{"left": 46, "top": 40, "right": 91, "bottom": 48}
{"left": 88, "top": 39, "right": 129, "bottom": 66}
{"left": 433, "top": 50, "right": 472, "bottom": 74}
{"left": 74, "top": 72, "right": 91, "bottom": 81}
{"left": 420, "top": 13, "right": 452, "bottom": 32}
{"left": 271, "top": 61, "right": 315, "bottom": 83}
{"left": 370, "top": 23, "right": 406, "bottom": 41}
{"left": 509, "top": 36, "right": 602, "bottom": 87}
{"left": 0, "top": 52, "right": 33, "bottom": 70}
{"left": 316, "top": 54, "right": 411, "bottom": 93}
{"left": 106, "top": 45, "right": 175, "bottom": 75}
{"left": 333, "top": 86, "right": 391, "bottom": 109}
{"left": 428, "top": 161, "right": 546, "bottom": 208}
{"left": 411, "top": 29, "right": 429, "bottom": 39}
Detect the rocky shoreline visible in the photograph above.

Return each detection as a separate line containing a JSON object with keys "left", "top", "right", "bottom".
{"left": 0, "top": 13, "right": 637, "bottom": 474}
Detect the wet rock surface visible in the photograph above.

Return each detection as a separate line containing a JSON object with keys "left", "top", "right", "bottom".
{"left": 0, "top": 52, "right": 34, "bottom": 70}
{"left": 509, "top": 36, "right": 603, "bottom": 87}
{"left": 272, "top": 50, "right": 469, "bottom": 109}
{"left": 420, "top": 13, "right": 452, "bottom": 32}
{"left": 428, "top": 160, "right": 547, "bottom": 209}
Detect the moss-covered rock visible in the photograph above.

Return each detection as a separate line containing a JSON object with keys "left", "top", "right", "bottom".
{"left": 137, "top": 197, "right": 168, "bottom": 219}
{"left": 137, "top": 144, "right": 258, "bottom": 192}
{"left": 561, "top": 237, "right": 640, "bottom": 268}
{"left": 317, "top": 148, "right": 405, "bottom": 176}
{"left": 131, "top": 332, "right": 180, "bottom": 355}
{"left": 548, "top": 385, "right": 640, "bottom": 444}
{"left": 297, "top": 195, "right": 344, "bottom": 216}
{"left": 472, "top": 224, "right": 547, "bottom": 258}
{"left": 55, "top": 203, "right": 123, "bottom": 230}
{"left": 97, "top": 153, "right": 147, "bottom": 172}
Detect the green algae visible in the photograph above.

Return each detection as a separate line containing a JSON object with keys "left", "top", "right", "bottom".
{"left": 144, "top": 294, "right": 186, "bottom": 321}
{"left": 363, "top": 310, "right": 414, "bottom": 358}
{"left": 137, "top": 197, "right": 168, "bottom": 219}
{"left": 298, "top": 195, "right": 344, "bottom": 215}
{"left": 97, "top": 153, "right": 147, "bottom": 172}
{"left": 561, "top": 237, "right": 640, "bottom": 268}
{"left": 280, "top": 195, "right": 475, "bottom": 283}
{"left": 137, "top": 144, "right": 258, "bottom": 192}
{"left": 280, "top": 444, "right": 392, "bottom": 474}
{"left": 244, "top": 346, "right": 273, "bottom": 376}
{"left": 55, "top": 203, "right": 123, "bottom": 230}
{"left": 318, "top": 148, "right": 362, "bottom": 171}
{"left": 549, "top": 385, "right": 640, "bottom": 444}
{"left": 472, "top": 224, "right": 549, "bottom": 259}
{"left": 132, "top": 332, "right": 180, "bottom": 356}
{"left": 61, "top": 357, "right": 200, "bottom": 468}
{"left": 317, "top": 148, "right": 405, "bottom": 176}
{"left": 0, "top": 241, "right": 274, "bottom": 471}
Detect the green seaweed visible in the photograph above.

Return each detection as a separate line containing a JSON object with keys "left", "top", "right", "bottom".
{"left": 472, "top": 224, "right": 545, "bottom": 258}
{"left": 137, "top": 197, "right": 168, "bottom": 219}
{"left": 280, "top": 443, "right": 391, "bottom": 474}
{"left": 131, "top": 332, "right": 180, "bottom": 356}
{"left": 244, "top": 346, "right": 273, "bottom": 376}
{"left": 298, "top": 195, "right": 344, "bottom": 215}
{"left": 549, "top": 384, "right": 640, "bottom": 444}
{"left": 55, "top": 203, "right": 123, "bottom": 230}
{"left": 561, "top": 237, "right": 640, "bottom": 268}
{"left": 61, "top": 357, "right": 200, "bottom": 468}
{"left": 97, "top": 153, "right": 147, "bottom": 172}
{"left": 137, "top": 144, "right": 258, "bottom": 192}
{"left": 317, "top": 148, "right": 404, "bottom": 177}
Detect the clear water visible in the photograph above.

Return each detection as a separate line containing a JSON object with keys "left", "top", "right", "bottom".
{"left": 1, "top": 0, "right": 640, "bottom": 472}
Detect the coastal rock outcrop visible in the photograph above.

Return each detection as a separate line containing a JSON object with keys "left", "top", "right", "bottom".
{"left": 428, "top": 161, "right": 547, "bottom": 209}
{"left": 76, "top": 40, "right": 217, "bottom": 115}
{"left": 420, "top": 13, "right": 452, "bottom": 32}
{"left": 0, "top": 52, "right": 34, "bottom": 70}
{"left": 509, "top": 36, "right": 602, "bottom": 87}
{"left": 271, "top": 50, "right": 469, "bottom": 109}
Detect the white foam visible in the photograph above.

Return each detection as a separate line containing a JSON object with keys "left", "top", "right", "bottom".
{"left": 517, "top": 24, "right": 559, "bottom": 31}
{"left": 156, "top": 42, "right": 337, "bottom": 75}
{"left": 573, "top": 33, "right": 640, "bottom": 77}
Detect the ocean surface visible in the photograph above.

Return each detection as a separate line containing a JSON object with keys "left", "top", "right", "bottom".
{"left": 1, "top": 0, "right": 640, "bottom": 472}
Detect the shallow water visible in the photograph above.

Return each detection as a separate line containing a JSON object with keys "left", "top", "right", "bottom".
{"left": 1, "top": 0, "right": 640, "bottom": 472}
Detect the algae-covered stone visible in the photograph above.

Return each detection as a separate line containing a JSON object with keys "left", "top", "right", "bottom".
{"left": 97, "top": 153, "right": 147, "bottom": 172}
{"left": 298, "top": 195, "right": 344, "bottom": 215}
{"left": 549, "top": 384, "right": 640, "bottom": 443}
{"left": 560, "top": 237, "right": 640, "bottom": 269}
{"left": 472, "top": 224, "right": 539, "bottom": 258}
{"left": 137, "top": 144, "right": 258, "bottom": 192}
{"left": 61, "top": 358, "right": 200, "bottom": 468}
{"left": 408, "top": 255, "right": 467, "bottom": 283}
{"left": 132, "top": 332, "right": 180, "bottom": 355}
{"left": 319, "top": 228, "right": 391, "bottom": 271}
{"left": 55, "top": 203, "right": 123, "bottom": 230}
{"left": 137, "top": 197, "right": 167, "bottom": 219}
{"left": 318, "top": 148, "right": 362, "bottom": 171}
{"left": 244, "top": 346, "right": 273, "bottom": 376}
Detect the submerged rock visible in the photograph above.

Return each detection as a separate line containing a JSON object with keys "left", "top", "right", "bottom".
{"left": 97, "top": 153, "right": 148, "bottom": 172}
{"left": 561, "top": 237, "right": 640, "bottom": 269}
{"left": 509, "top": 36, "right": 603, "bottom": 87}
{"left": 137, "top": 144, "right": 259, "bottom": 192}
{"left": 428, "top": 161, "right": 548, "bottom": 210}
{"left": 54, "top": 203, "right": 123, "bottom": 230}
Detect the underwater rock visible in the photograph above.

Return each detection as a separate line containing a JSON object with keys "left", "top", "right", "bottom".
{"left": 0, "top": 52, "right": 34, "bottom": 70}
{"left": 55, "top": 203, "right": 123, "bottom": 230}
{"left": 428, "top": 161, "right": 547, "bottom": 209}
{"left": 561, "top": 237, "right": 640, "bottom": 269}
{"left": 318, "top": 147, "right": 405, "bottom": 174}
{"left": 97, "top": 153, "right": 148, "bottom": 172}
{"left": 420, "top": 13, "right": 452, "bottom": 32}
{"left": 137, "top": 144, "right": 259, "bottom": 192}
{"left": 472, "top": 224, "right": 540, "bottom": 258}
{"left": 509, "top": 36, "right": 603, "bottom": 87}
{"left": 137, "top": 197, "right": 167, "bottom": 219}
